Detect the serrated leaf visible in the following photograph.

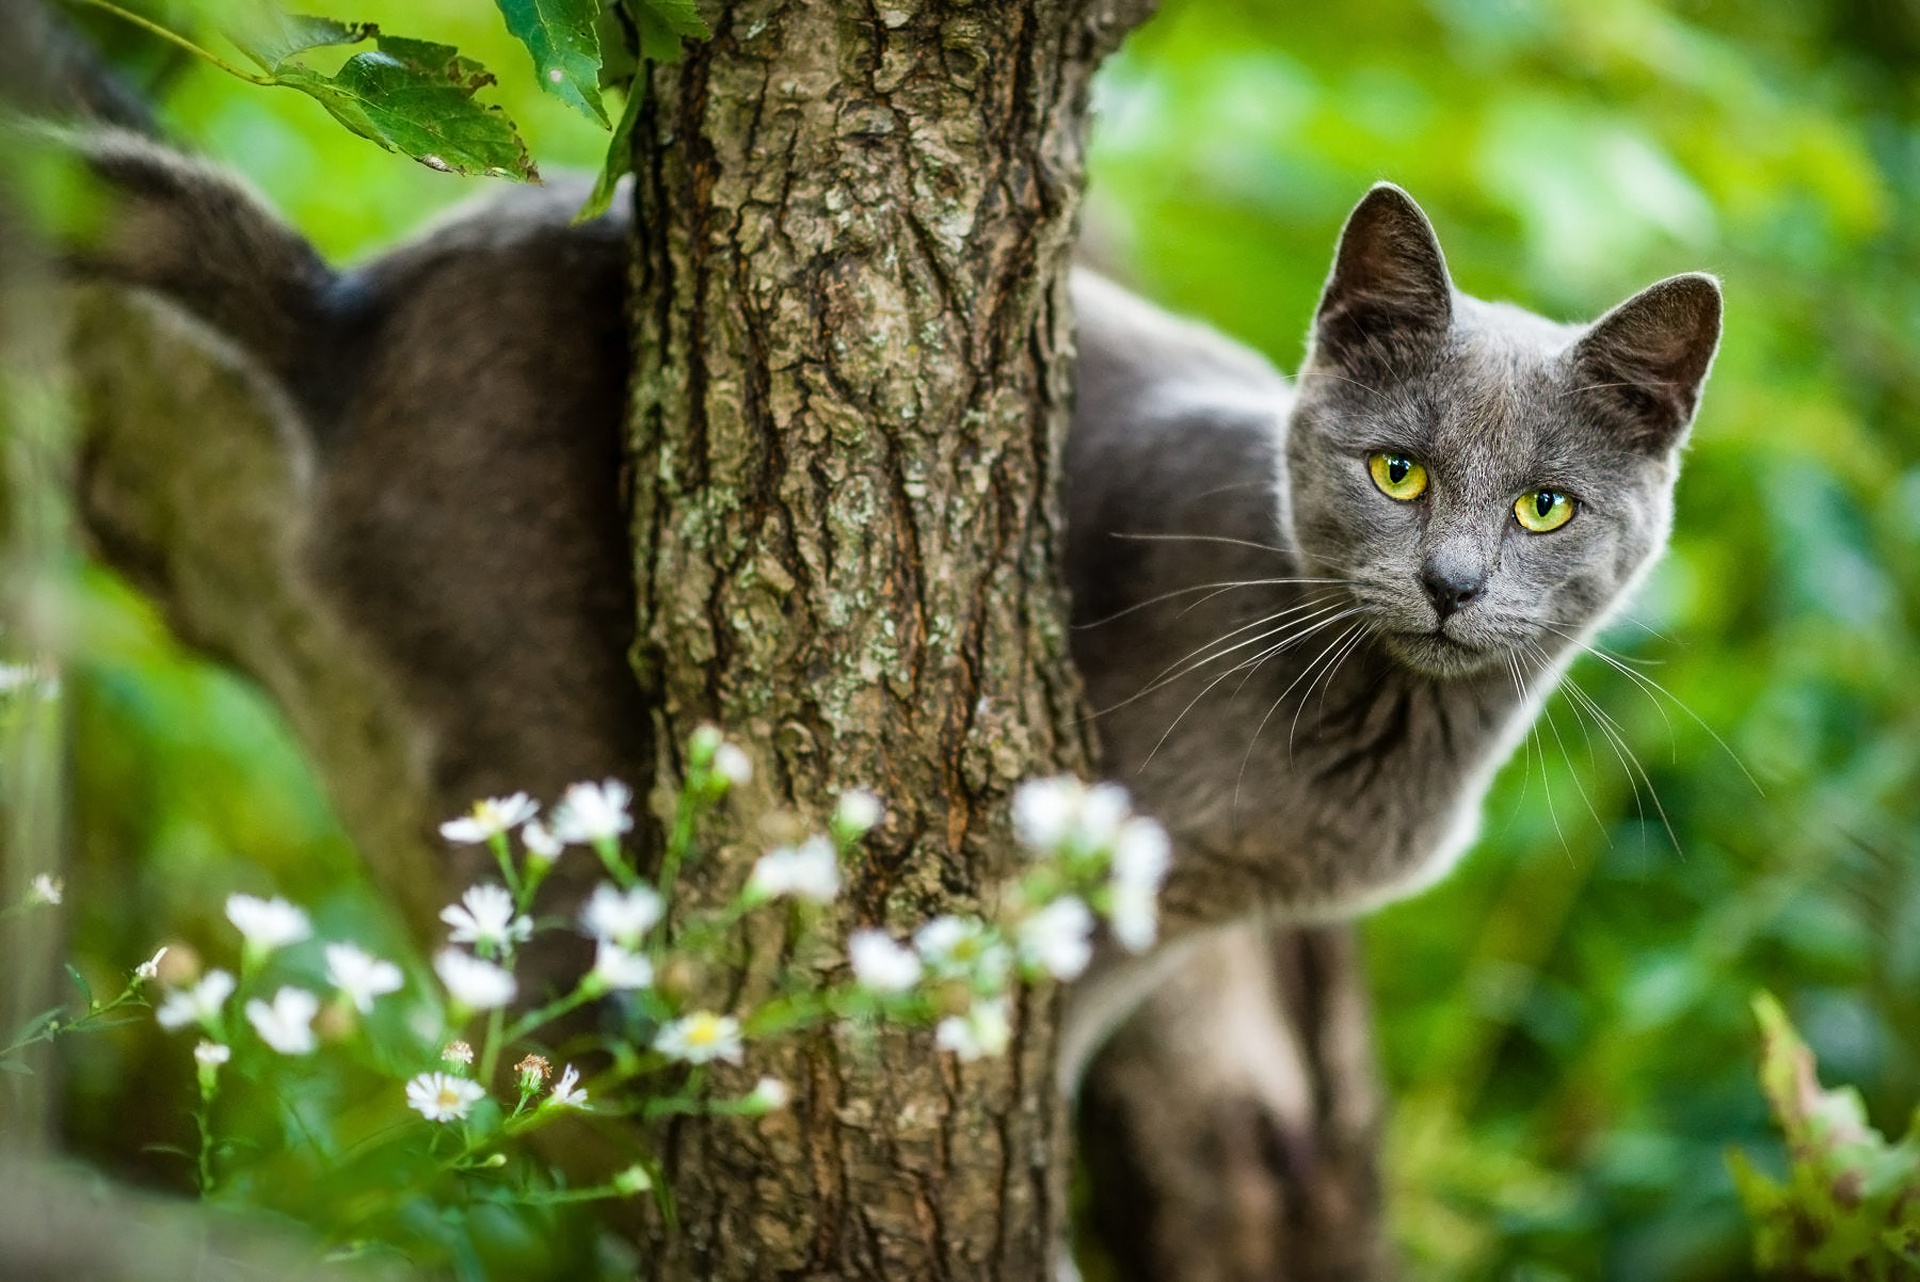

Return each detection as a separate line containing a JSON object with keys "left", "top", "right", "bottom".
{"left": 236, "top": 13, "right": 375, "bottom": 70}
{"left": 637, "top": 0, "right": 708, "bottom": 38}
{"left": 494, "top": 0, "right": 609, "bottom": 127}
{"left": 576, "top": 82, "right": 641, "bottom": 223}
{"left": 631, "top": 0, "right": 708, "bottom": 63}
{"left": 272, "top": 35, "right": 539, "bottom": 181}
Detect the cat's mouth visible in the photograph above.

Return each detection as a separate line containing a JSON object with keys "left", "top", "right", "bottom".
{"left": 1383, "top": 627, "right": 1496, "bottom": 676}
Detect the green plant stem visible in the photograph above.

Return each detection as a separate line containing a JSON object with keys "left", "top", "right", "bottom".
{"left": 502, "top": 984, "right": 597, "bottom": 1044}
{"left": 68, "top": 0, "right": 274, "bottom": 84}
{"left": 477, "top": 1005, "right": 506, "bottom": 1088}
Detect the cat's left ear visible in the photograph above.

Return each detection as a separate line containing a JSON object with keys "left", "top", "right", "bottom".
{"left": 1571, "top": 273, "right": 1722, "bottom": 453}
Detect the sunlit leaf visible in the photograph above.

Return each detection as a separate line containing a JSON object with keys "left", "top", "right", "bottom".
{"left": 631, "top": 0, "right": 708, "bottom": 63}
{"left": 493, "top": 0, "right": 609, "bottom": 127}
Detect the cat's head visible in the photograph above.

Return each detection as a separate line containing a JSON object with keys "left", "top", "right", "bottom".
{"left": 1283, "top": 184, "right": 1722, "bottom": 679}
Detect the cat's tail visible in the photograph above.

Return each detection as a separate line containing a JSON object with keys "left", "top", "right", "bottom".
{"left": 56, "top": 128, "right": 337, "bottom": 388}
{"left": 0, "top": 2, "right": 335, "bottom": 389}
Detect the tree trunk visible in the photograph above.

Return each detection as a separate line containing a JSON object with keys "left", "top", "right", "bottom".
{"left": 623, "top": 2, "right": 1148, "bottom": 1274}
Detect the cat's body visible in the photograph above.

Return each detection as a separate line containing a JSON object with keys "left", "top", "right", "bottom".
{"left": 60, "top": 133, "right": 1720, "bottom": 1082}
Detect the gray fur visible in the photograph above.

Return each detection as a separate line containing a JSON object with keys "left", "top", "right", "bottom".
{"left": 1059, "top": 184, "right": 1718, "bottom": 1075}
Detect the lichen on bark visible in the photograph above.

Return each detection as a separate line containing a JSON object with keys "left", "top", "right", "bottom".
{"left": 624, "top": 0, "right": 1151, "bottom": 1274}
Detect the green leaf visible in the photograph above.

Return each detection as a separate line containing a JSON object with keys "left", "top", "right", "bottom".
{"left": 575, "top": 83, "right": 641, "bottom": 224}
{"left": 631, "top": 0, "right": 708, "bottom": 63}
{"left": 234, "top": 12, "right": 374, "bottom": 70}
{"left": 64, "top": 963, "right": 93, "bottom": 1009}
{"left": 0, "top": 1060, "right": 33, "bottom": 1076}
{"left": 270, "top": 35, "right": 540, "bottom": 181}
{"left": 493, "top": 0, "right": 610, "bottom": 127}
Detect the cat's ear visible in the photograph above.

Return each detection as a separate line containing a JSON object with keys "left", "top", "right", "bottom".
{"left": 1571, "top": 273, "right": 1722, "bottom": 452}
{"left": 1310, "top": 183, "right": 1453, "bottom": 367}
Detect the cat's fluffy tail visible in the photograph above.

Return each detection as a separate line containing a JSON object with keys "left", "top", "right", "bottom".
{"left": 57, "top": 129, "right": 336, "bottom": 390}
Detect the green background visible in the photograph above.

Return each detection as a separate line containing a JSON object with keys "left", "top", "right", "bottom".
{"left": 36, "top": 1, "right": 1920, "bottom": 1277}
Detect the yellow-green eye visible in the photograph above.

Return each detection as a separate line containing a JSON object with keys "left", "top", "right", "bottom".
{"left": 1514, "top": 489, "right": 1575, "bottom": 533}
{"left": 1368, "top": 452, "right": 1428, "bottom": 501}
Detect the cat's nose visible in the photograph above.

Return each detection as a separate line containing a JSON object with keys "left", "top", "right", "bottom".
{"left": 1421, "top": 564, "right": 1485, "bottom": 620}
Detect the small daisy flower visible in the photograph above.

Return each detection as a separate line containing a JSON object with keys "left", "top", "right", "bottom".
{"left": 1108, "top": 817, "right": 1170, "bottom": 952}
{"left": 439, "top": 793, "right": 539, "bottom": 845}
{"left": 580, "top": 882, "right": 663, "bottom": 947}
{"left": 913, "top": 916, "right": 1012, "bottom": 988}
{"left": 442, "top": 1039, "right": 475, "bottom": 1066}
{"left": 591, "top": 940, "right": 655, "bottom": 991}
{"left": 833, "top": 789, "right": 884, "bottom": 837}
{"left": 848, "top": 929, "right": 922, "bottom": 995}
{"left": 407, "top": 1071, "right": 487, "bottom": 1122}
{"left": 712, "top": 743, "right": 752, "bottom": 787}
{"left": 550, "top": 779, "right": 634, "bottom": 845}
{"left": 521, "top": 819, "right": 563, "bottom": 861}
{"left": 936, "top": 996, "right": 1012, "bottom": 1062}
{"left": 549, "top": 1063, "right": 589, "bottom": 1109}
{"left": 245, "top": 986, "right": 319, "bottom": 1055}
{"left": 1011, "top": 777, "right": 1130, "bottom": 856}
{"left": 134, "top": 947, "right": 169, "bottom": 982}
{"left": 156, "top": 969, "right": 236, "bottom": 1033}
{"left": 434, "top": 949, "right": 517, "bottom": 1011}
{"left": 225, "top": 894, "right": 311, "bottom": 955}
{"left": 655, "top": 1011, "right": 745, "bottom": 1065}
{"left": 745, "top": 1075, "right": 790, "bottom": 1113}
{"left": 324, "top": 942, "right": 404, "bottom": 1013}
{"left": 28, "top": 873, "right": 62, "bottom": 906}
{"left": 193, "top": 1040, "right": 230, "bottom": 1070}
{"left": 440, "top": 884, "right": 533, "bottom": 953}
{"left": 0, "top": 663, "right": 37, "bottom": 695}
{"left": 515, "top": 1053, "right": 552, "bottom": 1094}
{"left": 1017, "top": 895, "right": 1095, "bottom": 981}
{"left": 747, "top": 836, "right": 841, "bottom": 904}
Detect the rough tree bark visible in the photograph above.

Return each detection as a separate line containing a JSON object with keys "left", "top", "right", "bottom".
{"left": 622, "top": 2, "right": 1148, "bottom": 1274}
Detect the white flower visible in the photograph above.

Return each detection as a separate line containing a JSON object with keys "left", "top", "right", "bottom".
{"left": 434, "top": 948, "right": 517, "bottom": 1011}
{"left": 936, "top": 997, "right": 1012, "bottom": 1062}
{"left": 440, "top": 884, "right": 532, "bottom": 952}
{"left": 324, "top": 942, "right": 404, "bottom": 1013}
{"left": 406, "top": 1071, "right": 487, "bottom": 1122}
{"left": 521, "top": 819, "right": 563, "bottom": 861}
{"left": 549, "top": 1063, "right": 589, "bottom": 1109}
{"left": 0, "top": 663, "right": 37, "bottom": 694}
{"left": 1011, "top": 776, "right": 1131, "bottom": 856}
{"left": 1109, "top": 880, "right": 1159, "bottom": 953}
{"left": 833, "top": 789, "right": 884, "bottom": 836}
{"left": 591, "top": 940, "right": 655, "bottom": 991}
{"left": 579, "top": 882, "right": 663, "bottom": 946}
{"left": 654, "top": 1011, "right": 744, "bottom": 1065}
{"left": 1113, "top": 817, "right": 1171, "bottom": 888}
{"left": 747, "top": 837, "right": 841, "bottom": 904}
{"left": 746, "top": 1075, "right": 790, "bottom": 1112}
{"left": 848, "top": 929, "right": 922, "bottom": 994}
{"left": 193, "top": 1040, "right": 230, "bottom": 1069}
{"left": 245, "top": 986, "right": 319, "bottom": 1055}
{"left": 225, "top": 894, "right": 311, "bottom": 954}
{"left": 1108, "top": 817, "right": 1170, "bottom": 953}
{"left": 438, "top": 793, "right": 539, "bottom": 845}
{"left": 135, "top": 947, "right": 168, "bottom": 981}
{"left": 28, "top": 873, "right": 62, "bottom": 906}
{"left": 1017, "top": 895, "right": 1095, "bottom": 981}
{"left": 712, "top": 743, "right": 752, "bottom": 787}
{"left": 550, "top": 779, "right": 633, "bottom": 845}
{"left": 913, "top": 916, "right": 1012, "bottom": 988}
{"left": 156, "top": 969, "right": 235, "bottom": 1032}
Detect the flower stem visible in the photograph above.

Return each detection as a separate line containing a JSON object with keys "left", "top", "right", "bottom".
{"left": 477, "top": 1005, "right": 506, "bottom": 1090}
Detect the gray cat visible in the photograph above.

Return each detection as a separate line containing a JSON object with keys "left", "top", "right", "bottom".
{"left": 53, "top": 136, "right": 1719, "bottom": 1080}
{"left": 1060, "top": 189, "right": 1718, "bottom": 1072}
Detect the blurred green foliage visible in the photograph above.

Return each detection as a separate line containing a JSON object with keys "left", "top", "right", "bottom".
{"left": 20, "top": 0, "right": 1920, "bottom": 1277}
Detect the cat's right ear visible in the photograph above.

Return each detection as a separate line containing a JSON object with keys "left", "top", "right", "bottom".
{"left": 1310, "top": 183, "right": 1454, "bottom": 369}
